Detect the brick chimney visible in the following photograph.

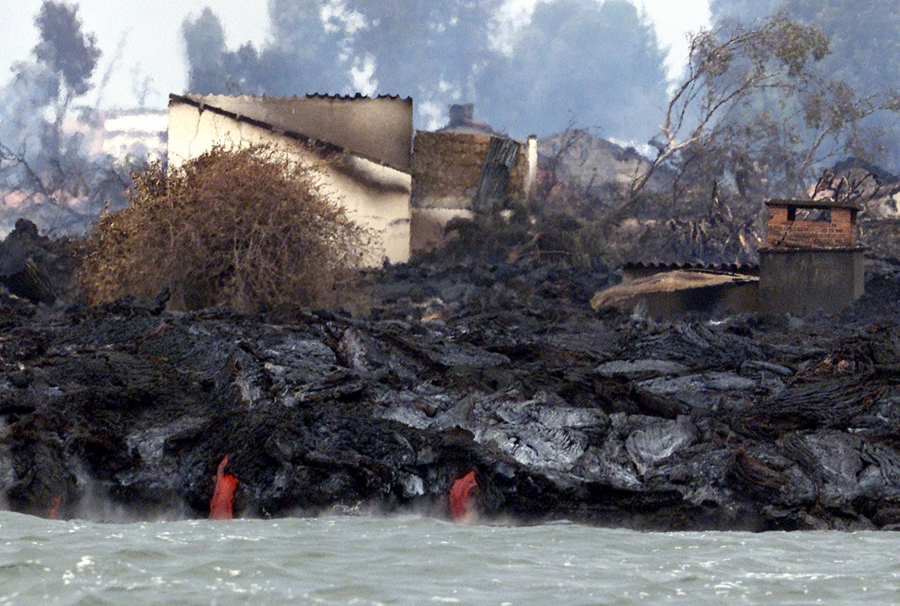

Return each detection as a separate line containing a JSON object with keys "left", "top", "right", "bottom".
{"left": 765, "top": 199, "right": 858, "bottom": 249}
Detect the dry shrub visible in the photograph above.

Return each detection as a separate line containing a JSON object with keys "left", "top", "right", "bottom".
{"left": 79, "top": 144, "right": 379, "bottom": 311}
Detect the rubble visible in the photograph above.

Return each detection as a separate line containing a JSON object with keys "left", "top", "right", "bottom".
{"left": 2, "top": 228, "right": 900, "bottom": 530}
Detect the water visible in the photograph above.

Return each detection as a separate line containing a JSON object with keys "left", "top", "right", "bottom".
{"left": 1, "top": 511, "right": 898, "bottom": 605}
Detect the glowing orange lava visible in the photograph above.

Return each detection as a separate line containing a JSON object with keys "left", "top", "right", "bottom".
{"left": 209, "top": 454, "right": 238, "bottom": 520}
{"left": 48, "top": 495, "right": 61, "bottom": 520}
{"left": 449, "top": 470, "right": 477, "bottom": 522}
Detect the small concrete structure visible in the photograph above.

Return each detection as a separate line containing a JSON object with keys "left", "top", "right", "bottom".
{"left": 167, "top": 93, "right": 414, "bottom": 264}
{"left": 410, "top": 105, "right": 537, "bottom": 253}
{"left": 758, "top": 198, "right": 865, "bottom": 314}
{"left": 594, "top": 198, "right": 866, "bottom": 318}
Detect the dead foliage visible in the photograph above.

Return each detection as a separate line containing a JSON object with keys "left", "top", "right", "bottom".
{"left": 426, "top": 209, "right": 612, "bottom": 270}
{"left": 79, "top": 144, "right": 379, "bottom": 311}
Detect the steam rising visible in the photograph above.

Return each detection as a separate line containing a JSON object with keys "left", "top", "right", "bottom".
{"left": 181, "top": 0, "right": 670, "bottom": 141}
{"left": 710, "top": 0, "right": 900, "bottom": 173}
{"left": 0, "top": 1, "right": 134, "bottom": 236}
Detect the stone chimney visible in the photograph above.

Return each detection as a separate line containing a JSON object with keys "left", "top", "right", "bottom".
{"left": 448, "top": 104, "right": 475, "bottom": 127}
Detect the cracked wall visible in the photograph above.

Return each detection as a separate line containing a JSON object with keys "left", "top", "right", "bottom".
{"left": 177, "top": 95, "right": 413, "bottom": 171}
{"left": 167, "top": 101, "right": 411, "bottom": 264}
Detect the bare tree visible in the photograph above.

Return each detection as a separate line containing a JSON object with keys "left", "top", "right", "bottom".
{"left": 630, "top": 13, "right": 900, "bottom": 204}
{"left": 0, "top": 1, "right": 132, "bottom": 233}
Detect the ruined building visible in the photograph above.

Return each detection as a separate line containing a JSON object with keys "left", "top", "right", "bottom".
{"left": 167, "top": 97, "right": 538, "bottom": 263}
{"left": 592, "top": 197, "right": 866, "bottom": 317}
{"left": 759, "top": 198, "right": 865, "bottom": 314}
{"left": 410, "top": 104, "right": 537, "bottom": 252}
{"left": 167, "top": 93, "right": 414, "bottom": 264}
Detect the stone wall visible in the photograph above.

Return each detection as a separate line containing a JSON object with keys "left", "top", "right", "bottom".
{"left": 410, "top": 131, "right": 536, "bottom": 252}
{"left": 411, "top": 132, "right": 534, "bottom": 209}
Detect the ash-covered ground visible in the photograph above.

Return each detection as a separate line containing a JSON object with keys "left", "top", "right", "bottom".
{"left": 3, "top": 221, "right": 900, "bottom": 530}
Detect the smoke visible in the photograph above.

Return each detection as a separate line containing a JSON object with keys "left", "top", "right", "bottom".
{"left": 182, "top": 2, "right": 347, "bottom": 97}
{"left": 93, "top": 32, "right": 127, "bottom": 112}
{"left": 181, "top": 0, "right": 670, "bottom": 142}
{"left": 130, "top": 62, "right": 159, "bottom": 109}
{"left": 477, "top": 0, "right": 668, "bottom": 141}
{"left": 0, "top": 1, "right": 134, "bottom": 236}
{"left": 32, "top": 0, "right": 101, "bottom": 99}
{"left": 709, "top": 0, "right": 900, "bottom": 174}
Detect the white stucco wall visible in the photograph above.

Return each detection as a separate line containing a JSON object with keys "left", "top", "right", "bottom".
{"left": 168, "top": 101, "right": 411, "bottom": 264}
{"left": 182, "top": 94, "right": 414, "bottom": 172}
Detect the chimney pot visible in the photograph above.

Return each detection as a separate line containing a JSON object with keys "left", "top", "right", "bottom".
{"left": 449, "top": 104, "right": 474, "bottom": 125}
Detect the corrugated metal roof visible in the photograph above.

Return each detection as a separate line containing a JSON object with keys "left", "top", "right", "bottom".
{"left": 254, "top": 93, "right": 411, "bottom": 101}
{"left": 622, "top": 261, "right": 759, "bottom": 274}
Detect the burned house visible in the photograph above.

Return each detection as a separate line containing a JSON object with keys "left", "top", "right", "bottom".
{"left": 593, "top": 197, "right": 865, "bottom": 317}
{"left": 167, "top": 93, "right": 414, "bottom": 264}
{"left": 410, "top": 104, "right": 537, "bottom": 252}
{"left": 759, "top": 198, "right": 864, "bottom": 314}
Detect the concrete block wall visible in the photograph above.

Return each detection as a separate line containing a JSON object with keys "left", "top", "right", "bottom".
{"left": 759, "top": 248, "right": 864, "bottom": 313}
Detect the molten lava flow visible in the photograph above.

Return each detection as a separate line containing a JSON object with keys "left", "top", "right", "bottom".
{"left": 449, "top": 470, "right": 477, "bottom": 522}
{"left": 48, "top": 495, "right": 62, "bottom": 520}
{"left": 209, "top": 454, "right": 238, "bottom": 520}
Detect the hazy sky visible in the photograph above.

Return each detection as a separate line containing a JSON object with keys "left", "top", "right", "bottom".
{"left": 0, "top": 0, "right": 710, "bottom": 111}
